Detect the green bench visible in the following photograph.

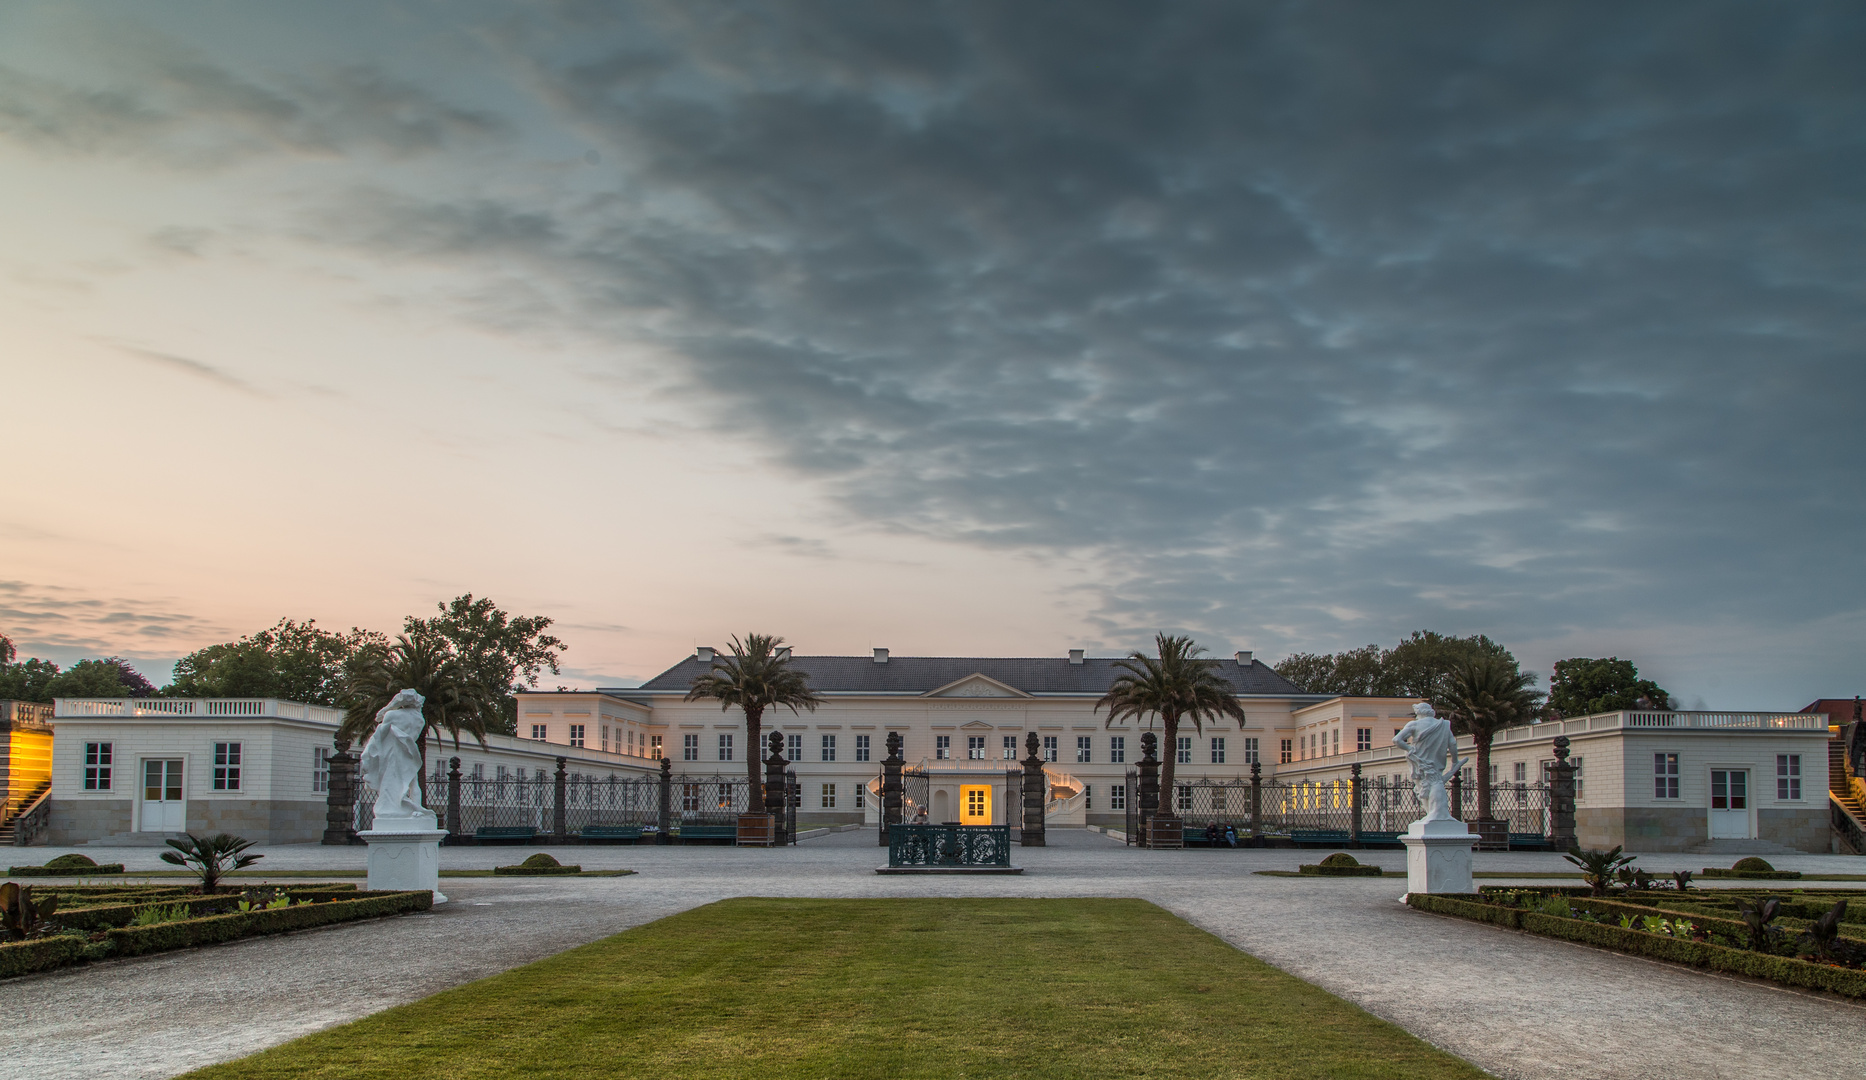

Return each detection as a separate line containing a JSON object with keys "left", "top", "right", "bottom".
{"left": 1509, "top": 833, "right": 1554, "bottom": 851}
{"left": 474, "top": 826, "right": 540, "bottom": 844}
{"left": 1289, "top": 829, "right": 1351, "bottom": 847}
{"left": 578, "top": 824, "right": 644, "bottom": 843}
{"left": 676, "top": 824, "right": 737, "bottom": 843}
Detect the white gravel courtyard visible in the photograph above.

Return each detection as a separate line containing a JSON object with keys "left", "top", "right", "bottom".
{"left": 7, "top": 830, "right": 1863, "bottom": 1080}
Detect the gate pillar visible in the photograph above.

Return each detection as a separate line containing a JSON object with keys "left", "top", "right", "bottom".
{"left": 1020, "top": 732, "right": 1046, "bottom": 847}
{"left": 1548, "top": 736, "right": 1577, "bottom": 851}
{"left": 881, "top": 732, "right": 904, "bottom": 846}
{"left": 322, "top": 738, "right": 360, "bottom": 846}
{"left": 1137, "top": 732, "right": 1161, "bottom": 846}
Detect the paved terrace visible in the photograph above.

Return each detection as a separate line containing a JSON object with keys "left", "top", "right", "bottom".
{"left": 8, "top": 832, "right": 1864, "bottom": 1080}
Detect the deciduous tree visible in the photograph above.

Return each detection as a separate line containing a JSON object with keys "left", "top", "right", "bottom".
{"left": 164, "top": 619, "right": 385, "bottom": 706}
{"left": 1547, "top": 657, "right": 1672, "bottom": 718}
{"left": 404, "top": 595, "right": 565, "bottom": 736}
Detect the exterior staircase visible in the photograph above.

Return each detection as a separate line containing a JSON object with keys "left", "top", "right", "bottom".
{"left": 1831, "top": 738, "right": 1866, "bottom": 856}
{"left": 0, "top": 778, "right": 51, "bottom": 845}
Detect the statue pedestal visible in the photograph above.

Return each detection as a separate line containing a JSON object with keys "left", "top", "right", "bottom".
{"left": 1401, "top": 817, "right": 1477, "bottom": 898}
{"left": 360, "top": 826, "right": 449, "bottom": 904}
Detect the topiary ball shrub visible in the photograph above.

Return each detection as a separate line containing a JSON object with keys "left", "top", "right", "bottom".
{"left": 494, "top": 860, "right": 583, "bottom": 876}
{"left": 7, "top": 854, "right": 126, "bottom": 876}
{"left": 46, "top": 854, "right": 99, "bottom": 870}
{"left": 1732, "top": 857, "right": 1775, "bottom": 873}
{"left": 1299, "top": 853, "right": 1384, "bottom": 876}
{"left": 521, "top": 853, "right": 561, "bottom": 869}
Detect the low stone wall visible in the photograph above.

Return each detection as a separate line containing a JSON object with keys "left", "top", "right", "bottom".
{"left": 1757, "top": 807, "right": 1829, "bottom": 853}
{"left": 185, "top": 799, "right": 327, "bottom": 844}
{"left": 44, "top": 798, "right": 132, "bottom": 846}
{"left": 1576, "top": 807, "right": 1707, "bottom": 852}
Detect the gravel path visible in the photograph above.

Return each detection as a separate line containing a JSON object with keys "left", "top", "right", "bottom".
{"left": 7, "top": 833, "right": 1862, "bottom": 1080}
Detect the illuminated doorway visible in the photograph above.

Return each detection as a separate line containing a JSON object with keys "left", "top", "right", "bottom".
{"left": 961, "top": 784, "right": 992, "bottom": 825}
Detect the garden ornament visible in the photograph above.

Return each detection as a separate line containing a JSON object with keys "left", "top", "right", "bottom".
{"left": 359, "top": 688, "right": 435, "bottom": 829}
{"left": 1392, "top": 702, "right": 1465, "bottom": 822}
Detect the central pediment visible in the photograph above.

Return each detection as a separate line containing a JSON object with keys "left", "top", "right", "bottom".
{"left": 923, "top": 673, "right": 1030, "bottom": 699}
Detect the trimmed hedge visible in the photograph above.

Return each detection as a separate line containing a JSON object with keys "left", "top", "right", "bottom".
{"left": 1702, "top": 868, "right": 1802, "bottom": 880}
{"left": 1409, "top": 893, "right": 1866, "bottom": 999}
{"left": 1299, "top": 863, "right": 1384, "bottom": 876}
{"left": 493, "top": 864, "right": 583, "bottom": 875}
{"left": 104, "top": 890, "right": 431, "bottom": 958}
{"left": 7, "top": 863, "right": 126, "bottom": 876}
{"left": 47, "top": 885, "right": 366, "bottom": 931}
{"left": 0, "top": 936, "right": 84, "bottom": 980}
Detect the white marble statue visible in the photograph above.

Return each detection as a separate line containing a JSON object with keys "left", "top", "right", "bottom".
{"left": 359, "top": 688, "right": 434, "bottom": 830}
{"left": 1392, "top": 702, "right": 1465, "bottom": 823}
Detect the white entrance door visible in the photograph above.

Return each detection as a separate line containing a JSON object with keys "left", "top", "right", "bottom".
{"left": 1709, "top": 769, "right": 1750, "bottom": 839}
{"left": 141, "top": 759, "right": 185, "bottom": 832}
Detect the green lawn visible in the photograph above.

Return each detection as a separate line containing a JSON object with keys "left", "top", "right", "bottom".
{"left": 182, "top": 898, "right": 1484, "bottom": 1080}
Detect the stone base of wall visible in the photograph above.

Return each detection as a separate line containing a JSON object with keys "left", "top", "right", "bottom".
{"left": 1758, "top": 807, "right": 1830, "bottom": 853}
{"left": 182, "top": 800, "right": 326, "bottom": 845}
{"left": 45, "top": 799, "right": 132, "bottom": 846}
{"left": 1576, "top": 807, "right": 1709, "bottom": 853}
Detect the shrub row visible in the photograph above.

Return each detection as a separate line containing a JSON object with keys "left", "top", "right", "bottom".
{"left": 1409, "top": 893, "right": 1866, "bottom": 999}
{"left": 1298, "top": 864, "right": 1384, "bottom": 876}
{"left": 49, "top": 885, "right": 365, "bottom": 931}
{"left": 104, "top": 890, "right": 431, "bottom": 958}
{"left": 1701, "top": 868, "right": 1802, "bottom": 879}
{"left": 0, "top": 936, "right": 85, "bottom": 980}
{"left": 493, "top": 865, "right": 583, "bottom": 875}
{"left": 7, "top": 864, "right": 126, "bottom": 877}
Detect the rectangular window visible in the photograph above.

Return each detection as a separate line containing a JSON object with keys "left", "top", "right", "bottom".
{"left": 1654, "top": 753, "right": 1679, "bottom": 799}
{"left": 788, "top": 733, "right": 803, "bottom": 762}
{"left": 718, "top": 733, "right": 734, "bottom": 761}
{"left": 1176, "top": 736, "right": 1191, "bottom": 765}
{"left": 568, "top": 724, "right": 585, "bottom": 748}
{"left": 1280, "top": 738, "right": 1293, "bottom": 764}
{"left": 1331, "top": 729, "right": 1340, "bottom": 755}
{"left": 821, "top": 783, "right": 837, "bottom": 809}
{"left": 1243, "top": 737, "right": 1259, "bottom": 765}
{"left": 531, "top": 724, "right": 548, "bottom": 740}
{"left": 1111, "top": 784, "right": 1127, "bottom": 810}
{"left": 213, "top": 742, "right": 242, "bottom": 791}
{"left": 935, "top": 735, "right": 951, "bottom": 760}
{"left": 312, "top": 747, "right": 329, "bottom": 794}
{"left": 682, "top": 783, "right": 701, "bottom": 812}
{"left": 1210, "top": 737, "right": 1225, "bottom": 764}
{"left": 855, "top": 734, "right": 871, "bottom": 762}
{"left": 83, "top": 742, "right": 114, "bottom": 791}
{"left": 1083, "top": 784, "right": 1092, "bottom": 810}
{"left": 1776, "top": 755, "right": 1801, "bottom": 800}
{"left": 601, "top": 726, "right": 609, "bottom": 752}
{"left": 1042, "top": 736, "right": 1058, "bottom": 763}
{"left": 968, "top": 736, "right": 987, "bottom": 759}
{"left": 1003, "top": 735, "right": 1018, "bottom": 759}
{"left": 649, "top": 734, "right": 663, "bottom": 759}
{"left": 1356, "top": 728, "right": 1372, "bottom": 752}
{"left": 1077, "top": 736, "right": 1092, "bottom": 764}
{"left": 1109, "top": 736, "right": 1126, "bottom": 764}
{"left": 1176, "top": 784, "right": 1192, "bottom": 811}
{"left": 1514, "top": 761, "right": 1527, "bottom": 783}
{"left": 821, "top": 734, "right": 837, "bottom": 762}
{"left": 1573, "top": 756, "right": 1584, "bottom": 796}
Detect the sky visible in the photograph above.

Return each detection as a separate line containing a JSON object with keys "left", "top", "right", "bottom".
{"left": 1, "top": 2, "right": 1862, "bottom": 708}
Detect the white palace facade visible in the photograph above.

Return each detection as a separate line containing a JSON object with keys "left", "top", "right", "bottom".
{"left": 17, "top": 648, "right": 1842, "bottom": 853}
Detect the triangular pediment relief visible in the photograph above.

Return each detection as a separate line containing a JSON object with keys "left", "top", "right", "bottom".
{"left": 959, "top": 719, "right": 996, "bottom": 731}
{"left": 924, "top": 673, "right": 1030, "bottom": 699}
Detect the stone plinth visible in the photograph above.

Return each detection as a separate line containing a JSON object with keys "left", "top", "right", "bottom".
{"left": 361, "top": 825, "right": 449, "bottom": 904}
{"left": 1401, "top": 817, "right": 1477, "bottom": 898}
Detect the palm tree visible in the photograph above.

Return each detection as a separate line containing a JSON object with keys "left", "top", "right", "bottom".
{"left": 1096, "top": 634, "right": 1247, "bottom": 803}
{"left": 685, "top": 634, "right": 821, "bottom": 814}
{"left": 1441, "top": 656, "right": 1543, "bottom": 821}
{"left": 339, "top": 630, "right": 503, "bottom": 809}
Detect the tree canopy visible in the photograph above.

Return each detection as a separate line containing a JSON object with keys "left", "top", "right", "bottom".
{"left": 0, "top": 648, "right": 155, "bottom": 703}
{"left": 1547, "top": 657, "right": 1672, "bottom": 717}
{"left": 1274, "top": 631, "right": 1517, "bottom": 708}
{"left": 686, "top": 634, "right": 820, "bottom": 814}
{"left": 165, "top": 619, "right": 386, "bottom": 706}
{"left": 403, "top": 595, "right": 566, "bottom": 735}
{"left": 1098, "top": 633, "right": 1246, "bottom": 797}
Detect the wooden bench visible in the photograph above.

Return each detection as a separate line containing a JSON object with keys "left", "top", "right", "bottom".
{"left": 474, "top": 826, "right": 540, "bottom": 844}
{"left": 676, "top": 824, "right": 737, "bottom": 843}
{"left": 578, "top": 824, "right": 644, "bottom": 844}
{"left": 1509, "top": 833, "right": 1554, "bottom": 851}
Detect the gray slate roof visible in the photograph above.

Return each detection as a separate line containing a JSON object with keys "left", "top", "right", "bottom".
{"left": 627, "top": 655, "right": 1306, "bottom": 697}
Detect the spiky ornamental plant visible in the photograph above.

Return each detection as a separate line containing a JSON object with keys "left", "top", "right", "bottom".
{"left": 1097, "top": 634, "right": 1247, "bottom": 800}
{"left": 339, "top": 629, "right": 502, "bottom": 809}
{"left": 160, "top": 833, "right": 262, "bottom": 893}
{"left": 685, "top": 635, "right": 821, "bottom": 814}
{"left": 1563, "top": 845, "right": 1634, "bottom": 897}
{"left": 1737, "top": 896, "right": 1784, "bottom": 952}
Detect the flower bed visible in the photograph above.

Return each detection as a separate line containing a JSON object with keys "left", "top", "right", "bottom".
{"left": 1, "top": 888, "right": 428, "bottom": 979}
{"left": 1410, "top": 891, "right": 1866, "bottom": 999}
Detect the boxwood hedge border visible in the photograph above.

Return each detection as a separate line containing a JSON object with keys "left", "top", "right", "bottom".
{"left": 492, "top": 865, "right": 584, "bottom": 875}
{"left": 7, "top": 864, "right": 126, "bottom": 876}
{"left": 1298, "top": 864, "right": 1384, "bottom": 876}
{"left": 1409, "top": 892, "right": 1866, "bottom": 999}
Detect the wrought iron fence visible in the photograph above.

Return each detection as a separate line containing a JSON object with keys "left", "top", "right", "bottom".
{"left": 1123, "top": 772, "right": 1552, "bottom": 842}
{"left": 354, "top": 767, "right": 746, "bottom": 836}
{"left": 887, "top": 823, "right": 1012, "bottom": 868}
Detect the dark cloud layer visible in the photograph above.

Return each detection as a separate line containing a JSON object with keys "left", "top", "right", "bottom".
{"left": 8, "top": 2, "right": 1864, "bottom": 690}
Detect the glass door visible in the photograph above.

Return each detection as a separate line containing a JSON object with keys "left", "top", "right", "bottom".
{"left": 1709, "top": 769, "right": 1749, "bottom": 838}
{"left": 140, "top": 759, "right": 185, "bottom": 832}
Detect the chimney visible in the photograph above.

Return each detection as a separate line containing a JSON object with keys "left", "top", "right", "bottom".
{"left": 873, "top": 647, "right": 889, "bottom": 664}
{"left": 1068, "top": 649, "right": 1085, "bottom": 665}
{"left": 775, "top": 646, "right": 791, "bottom": 661}
{"left": 1235, "top": 650, "right": 1252, "bottom": 666}
{"left": 696, "top": 646, "right": 714, "bottom": 663}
